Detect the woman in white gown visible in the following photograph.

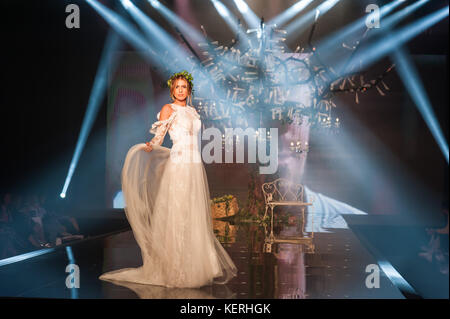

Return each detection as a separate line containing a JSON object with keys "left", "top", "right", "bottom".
{"left": 99, "top": 71, "right": 237, "bottom": 288}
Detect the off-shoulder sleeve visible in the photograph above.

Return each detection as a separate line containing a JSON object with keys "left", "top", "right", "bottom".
{"left": 148, "top": 110, "right": 177, "bottom": 146}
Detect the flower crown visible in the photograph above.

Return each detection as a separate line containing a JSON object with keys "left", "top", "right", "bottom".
{"left": 167, "top": 70, "right": 194, "bottom": 93}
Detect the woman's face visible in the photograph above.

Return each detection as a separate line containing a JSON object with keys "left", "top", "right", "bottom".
{"left": 172, "top": 78, "right": 189, "bottom": 102}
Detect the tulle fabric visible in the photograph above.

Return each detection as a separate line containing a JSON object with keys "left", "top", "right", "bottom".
{"left": 100, "top": 104, "right": 237, "bottom": 288}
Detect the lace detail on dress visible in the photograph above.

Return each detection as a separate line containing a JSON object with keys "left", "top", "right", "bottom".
{"left": 148, "top": 106, "right": 177, "bottom": 146}
{"left": 164, "top": 104, "right": 202, "bottom": 164}
{"left": 184, "top": 105, "right": 200, "bottom": 119}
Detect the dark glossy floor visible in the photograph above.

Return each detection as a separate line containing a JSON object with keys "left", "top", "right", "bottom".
{"left": 0, "top": 205, "right": 408, "bottom": 299}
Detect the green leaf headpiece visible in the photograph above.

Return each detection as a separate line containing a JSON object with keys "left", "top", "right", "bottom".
{"left": 167, "top": 70, "right": 194, "bottom": 93}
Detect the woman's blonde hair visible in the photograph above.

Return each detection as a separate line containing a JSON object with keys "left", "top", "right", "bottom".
{"left": 168, "top": 71, "right": 194, "bottom": 105}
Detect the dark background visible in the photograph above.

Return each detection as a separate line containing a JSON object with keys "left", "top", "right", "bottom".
{"left": 0, "top": 0, "right": 448, "bottom": 214}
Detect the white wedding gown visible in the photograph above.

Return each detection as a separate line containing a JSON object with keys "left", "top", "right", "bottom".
{"left": 100, "top": 103, "right": 237, "bottom": 288}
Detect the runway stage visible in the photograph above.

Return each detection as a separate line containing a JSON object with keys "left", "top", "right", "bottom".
{"left": 0, "top": 209, "right": 409, "bottom": 299}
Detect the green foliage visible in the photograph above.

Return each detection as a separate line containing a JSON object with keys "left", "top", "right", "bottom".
{"left": 212, "top": 194, "right": 234, "bottom": 203}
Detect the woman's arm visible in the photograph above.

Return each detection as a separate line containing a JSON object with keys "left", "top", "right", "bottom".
{"left": 145, "top": 104, "right": 174, "bottom": 150}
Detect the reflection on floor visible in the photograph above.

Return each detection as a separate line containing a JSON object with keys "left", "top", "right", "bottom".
{"left": 0, "top": 206, "right": 406, "bottom": 299}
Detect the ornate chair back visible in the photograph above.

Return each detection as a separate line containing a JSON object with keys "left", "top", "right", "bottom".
{"left": 261, "top": 178, "right": 304, "bottom": 204}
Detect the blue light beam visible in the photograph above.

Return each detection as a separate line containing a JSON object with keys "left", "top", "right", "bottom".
{"left": 121, "top": 0, "right": 202, "bottom": 73}
{"left": 210, "top": 0, "right": 248, "bottom": 39}
{"left": 393, "top": 47, "right": 449, "bottom": 163}
{"left": 233, "top": 0, "right": 260, "bottom": 29}
{"left": 61, "top": 29, "right": 121, "bottom": 198}
{"left": 315, "top": 0, "right": 405, "bottom": 58}
{"left": 147, "top": 0, "right": 206, "bottom": 44}
{"left": 381, "top": 0, "right": 430, "bottom": 31}
{"left": 85, "top": 0, "right": 167, "bottom": 69}
{"left": 333, "top": 6, "right": 449, "bottom": 80}
{"left": 286, "top": 0, "right": 340, "bottom": 37}
{"left": 268, "top": 0, "right": 314, "bottom": 27}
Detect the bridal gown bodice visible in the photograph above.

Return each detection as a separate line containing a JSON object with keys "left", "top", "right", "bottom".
{"left": 99, "top": 102, "right": 237, "bottom": 289}
{"left": 150, "top": 103, "right": 202, "bottom": 163}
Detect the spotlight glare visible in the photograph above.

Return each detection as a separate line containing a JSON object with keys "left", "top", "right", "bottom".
{"left": 349, "top": 6, "right": 449, "bottom": 73}
{"left": 209, "top": 0, "right": 250, "bottom": 44}
{"left": 121, "top": 0, "right": 192, "bottom": 71}
{"left": 120, "top": 0, "right": 133, "bottom": 9}
{"left": 60, "top": 193, "right": 66, "bottom": 199}
{"left": 149, "top": 0, "right": 160, "bottom": 9}
{"left": 269, "top": 0, "right": 314, "bottom": 27}
{"left": 382, "top": 0, "right": 430, "bottom": 30}
{"left": 212, "top": 0, "right": 229, "bottom": 18}
{"left": 315, "top": 0, "right": 405, "bottom": 61}
{"left": 286, "top": 0, "right": 341, "bottom": 36}
{"left": 234, "top": 0, "right": 248, "bottom": 13}
{"left": 321, "top": 0, "right": 340, "bottom": 12}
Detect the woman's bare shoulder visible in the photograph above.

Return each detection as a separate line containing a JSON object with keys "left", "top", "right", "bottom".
{"left": 159, "top": 104, "right": 174, "bottom": 121}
